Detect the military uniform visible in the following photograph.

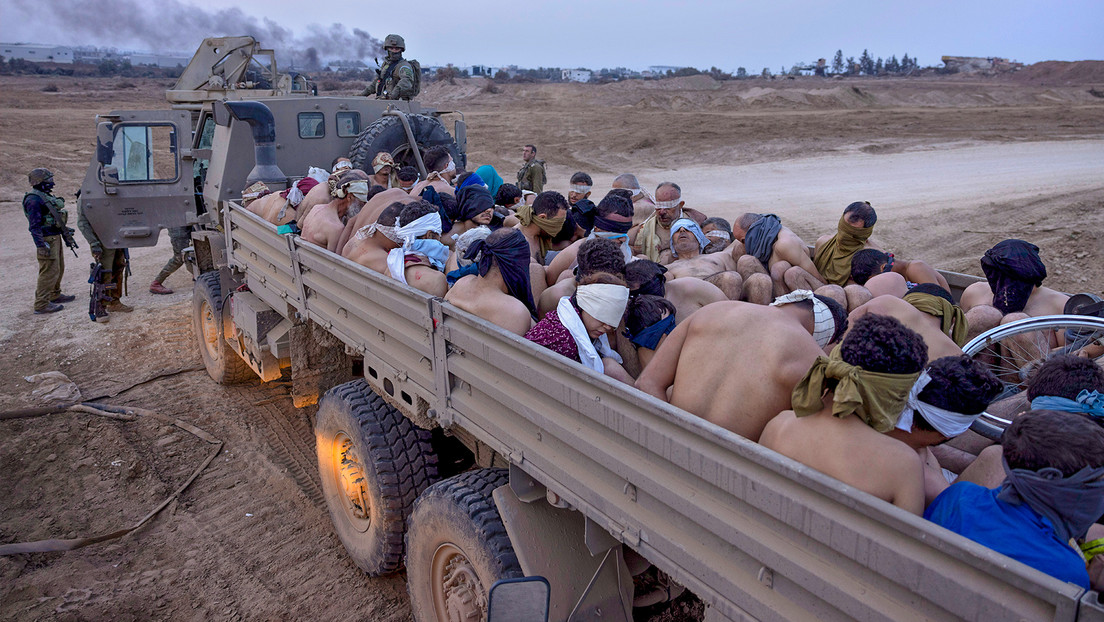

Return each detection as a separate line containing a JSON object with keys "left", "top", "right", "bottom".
{"left": 517, "top": 159, "right": 546, "bottom": 194}
{"left": 151, "top": 226, "right": 193, "bottom": 294}
{"left": 78, "top": 204, "right": 133, "bottom": 314}
{"left": 23, "top": 169, "right": 70, "bottom": 313}
{"left": 361, "top": 34, "right": 417, "bottom": 100}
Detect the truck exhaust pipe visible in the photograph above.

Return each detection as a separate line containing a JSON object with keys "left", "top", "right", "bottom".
{"left": 220, "top": 101, "right": 286, "bottom": 185}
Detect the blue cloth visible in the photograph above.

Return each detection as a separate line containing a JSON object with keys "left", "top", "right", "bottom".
{"left": 276, "top": 222, "right": 300, "bottom": 235}
{"left": 457, "top": 172, "right": 486, "bottom": 191}
{"left": 1031, "top": 390, "right": 1104, "bottom": 419}
{"left": 475, "top": 165, "right": 504, "bottom": 198}
{"left": 626, "top": 314, "right": 676, "bottom": 350}
{"left": 446, "top": 263, "right": 479, "bottom": 286}
{"left": 409, "top": 239, "right": 449, "bottom": 271}
{"left": 925, "top": 482, "right": 1089, "bottom": 589}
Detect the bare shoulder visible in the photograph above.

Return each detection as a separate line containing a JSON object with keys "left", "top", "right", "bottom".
{"left": 1029, "top": 287, "right": 1070, "bottom": 315}
{"left": 759, "top": 410, "right": 798, "bottom": 449}
{"left": 960, "top": 281, "right": 994, "bottom": 310}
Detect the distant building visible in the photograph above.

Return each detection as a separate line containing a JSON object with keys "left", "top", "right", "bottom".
{"left": 561, "top": 69, "right": 592, "bottom": 83}
{"left": 1, "top": 43, "right": 73, "bottom": 64}
{"left": 647, "top": 65, "right": 680, "bottom": 75}
{"left": 130, "top": 53, "right": 191, "bottom": 68}
{"left": 941, "top": 56, "right": 1024, "bottom": 74}
{"left": 469, "top": 64, "right": 497, "bottom": 77}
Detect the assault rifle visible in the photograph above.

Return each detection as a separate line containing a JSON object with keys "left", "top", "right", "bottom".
{"left": 42, "top": 199, "right": 79, "bottom": 257}
{"left": 88, "top": 261, "right": 107, "bottom": 322}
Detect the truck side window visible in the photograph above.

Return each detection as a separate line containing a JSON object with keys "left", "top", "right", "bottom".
{"left": 336, "top": 112, "right": 360, "bottom": 137}
{"left": 298, "top": 112, "right": 325, "bottom": 138}
{"left": 110, "top": 124, "right": 179, "bottom": 183}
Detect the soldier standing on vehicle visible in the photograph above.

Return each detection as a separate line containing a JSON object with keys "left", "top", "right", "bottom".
{"left": 517, "top": 144, "right": 546, "bottom": 194}
{"left": 24, "top": 167, "right": 76, "bottom": 314}
{"left": 78, "top": 202, "right": 134, "bottom": 317}
{"left": 362, "top": 34, "right": 418, "bottom": 100}
{"left": 149, "top": 226, "right": 193, "bottom": 295}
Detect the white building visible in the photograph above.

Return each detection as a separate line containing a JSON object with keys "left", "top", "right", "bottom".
{"left": 561, "top": 69, "right": 592, "bottom": 83}
{"left": 130, "top": 53, "right": 191, "bottom": 68}
{"left": 1, "top": 43, "right": 73, "bottom": 64}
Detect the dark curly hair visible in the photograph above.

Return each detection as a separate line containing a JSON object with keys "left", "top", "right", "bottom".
{"left": 625, "top": 260, "right": 667, "bottom": 293}
{"left": 916, "top": 355, "right": 1002, "bottom": 419}
{"left": 533, "top": 190, "right": 569, "bottom": 218}
{"left": 576, "top": 237, "right": 626, "bottom": 280}
{"left": 397, "top": 200, "right": 437, "bottom": 227}
{"left": 397, "top": 165, "right": 419, "bottom": 183}
{"left": 850, "top": 248, "right": 890, "bottom": 285}
{"left": 839, "top": 314, "right": 927, "bottom": 374}
{"left": 495, "top": 183, "right": 522, "bottom": 206}
{"left": 596, "top": 192, "right": 633, "bottom": 218}
{"left": 570, "top": 171, "right": 593, "bottom": 185}
{"left": 843, "top": 200, "right": 877, "bottom": 227}
{"left": 422, "top": 146, "right": 452, "bottom": 172}
{"left": 1002, "top": 409, "right": 1104, "bottom": 476}
{"left": 625, "top": 295, "right": 676, "bottom": 336}
{"left": 1026, "top": 353, "right": 1104, "bottom": 401}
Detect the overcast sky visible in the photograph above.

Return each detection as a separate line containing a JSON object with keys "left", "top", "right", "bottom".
{"left": 3, "top": 0, "right": 1102, "bottom": 71}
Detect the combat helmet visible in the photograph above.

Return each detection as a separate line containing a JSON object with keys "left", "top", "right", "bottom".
{"left": 383, "top": 34, "right": 405, "bottom": 52}
{"left": 28, "top": 167, "right": 54, "bottom": 186}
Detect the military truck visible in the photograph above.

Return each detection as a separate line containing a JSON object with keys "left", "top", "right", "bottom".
{"left": 76, "top": 48, "right": 1103, "bottom": 622}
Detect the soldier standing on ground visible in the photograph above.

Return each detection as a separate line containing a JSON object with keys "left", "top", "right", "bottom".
{"left": 24, "top": 167, "right": 75, "bottom": 314}
{"left": 517, "top": 144, "right": 546, "bottom": 194}
{"left": 78, "top": 202, "right": 134, "bottom": 316}
{"left": 149, "top": 226, "right": 193, "bottom": 294}
{"left": 362, "top": 34, "right": 417, "bottom": 100}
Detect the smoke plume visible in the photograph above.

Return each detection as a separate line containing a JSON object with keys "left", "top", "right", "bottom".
{"left": 10, "top": 0, "right": 383, "bottom": 67}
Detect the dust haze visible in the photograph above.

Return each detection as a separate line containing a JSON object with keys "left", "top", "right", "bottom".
{"left": 8, "top": 0, "right": 382, "bottom": 69}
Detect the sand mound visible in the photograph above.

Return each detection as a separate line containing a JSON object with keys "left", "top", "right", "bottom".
{"left": 1012, "top": 60, "right": 1104, "bottom": 86}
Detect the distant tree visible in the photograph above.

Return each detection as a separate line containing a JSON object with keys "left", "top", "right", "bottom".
{"left": 736, "top": 67, "right": 747, "bottom": 79}
{"left": 98, "top": 59, "right": 119, "bottom": 76}
{"left": 674, "top": 67, "right": 701, "bottom": 77}
{"left": 789, "top": 64, "right": 802, "bottom": 76}
{"left": 436, "top": 64, "right": 461, "bottom": 84}
{"left": 845, "top": 57, "right": 856, "bottom": 75}
{"left": 832, "top": 50, "right": 844, "bottom": 74}
{"left": 886, "top": 55, "right": 900, "bottom": 74}
{"left": 494, "top": 69, "right": 509, "bottom": 81}
{"left": 859, "top": 49, "right": 874, "bottom": 75}
{"left": 901, "top": 54, "right": 913, "bottom": 74}
{"left": 761, "top": 67, "right": 771, "bottom": 78}
{"left": 875, "top": 58, "right": 884, "bottom": 75}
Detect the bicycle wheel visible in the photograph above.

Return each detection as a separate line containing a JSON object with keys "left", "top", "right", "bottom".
{"left": 962, "top": 314, "right": 1104, "bottom": 439}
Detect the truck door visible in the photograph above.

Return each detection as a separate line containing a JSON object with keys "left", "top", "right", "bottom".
{"left": 78, "top": 109, "right": 198, "bottom": 248}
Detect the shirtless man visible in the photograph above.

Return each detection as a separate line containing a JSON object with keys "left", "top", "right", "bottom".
{"left": 624, "top": 260, "right": 725, "bottom": 323}
{"left": 445, "top": 228, "right": 536, "bottom": 336}
{"left": 960, "top": 239, "right": 1069, "bottom": 342}
{"left": 611, "top": 173, "right": 656, "bottom": 226}
{"left": 812, "top": 201, "right": 882, "bottom": 310}
{"left": 664, "top": 218, "right": 762, "bottom": 302}
{"left": 628, "top": 182, "right": 706, "bottom": 262}
{"left": 545, "top": 191, "right": 634, "bottom": 286}
{"left": 299, "top": 177, "right": 368, "bottom": 252}
{"left": 251, "top": 167, "right": 337, "bottom": 226}
{"left": 387, "top": 201, "right": 449, "bottom": 297}
{"left": 341, "top": 200, "right": 407, "bottom": 269}
{"left": 409, "top": 146, "right": 458, "bottom": 198}
{"left": 370, "top": 152, "right": 397, "bottom": 189}
{"left": 847, "top": 295, "right": 964, "bottom": 361}
{"left": 701, "top": 217, "right": 733, "bottom": 254}
{"left": 850, "top": 248, "right": 950, "bottom": 298}
{"left": 732, "top": 212, "right": 826, "bottom": 297}
{"left": 447, "top": 185, "right": 496, "bottom": 243}
{"left": 538, "top": 237, "right": 626, "bottom": 318}
{"left": 760, "top": 317, "right": 1000, "bottom": 514}
{"left": 397, "top": 166, "right": 419, "bottom": 192}
{"left": 336, "top": 188, "right": 418, "bottom": 254}
{"left": 635, "top": 291, "right": 848, "bottom": 441}
{"left": 515, "top": 191, "right": 568, "bottom": 302}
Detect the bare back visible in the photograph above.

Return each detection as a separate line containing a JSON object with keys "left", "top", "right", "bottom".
{"left": 291, "top": 182, "right": 333, "bottom": 227}
{"left": 960, "top": 282, "right": 1068, "bottom": 316}
{"left": 663, "top": 277, "right": 726, "bottom": 323}
{"left": 445, "top": 276, "right": 534, "bottom": 336}
{"left": 336, "top": 189, "right": 416, "bottom": 255}
{"left": 299, "top": 202, "right": 345, "bottom": 252}
{"left": 849, "top": 296, "right": 963, "bottom": 361}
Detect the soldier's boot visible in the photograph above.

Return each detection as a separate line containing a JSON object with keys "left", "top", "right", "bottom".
{"left": 103, "top": 275, "right": 134, "bottom": 313}
{"left": 149, "top": 281, "right": 174, "bottom": 295}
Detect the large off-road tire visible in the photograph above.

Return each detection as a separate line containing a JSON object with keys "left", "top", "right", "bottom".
{"left": 406, "top": 469, "right": 522, "bottom": 622}
{"left": 192, "top": 271, "right": 253, "bottom": 384}
{"left": 316, "top": 380, "right": 439, "bottom": 576}
{"left": 349, "top": 114, "right": 465, "bottom": 173}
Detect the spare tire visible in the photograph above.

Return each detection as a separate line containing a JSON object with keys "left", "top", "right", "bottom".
{"left": 349, "top": 114, "right": 465, "bottom": 173}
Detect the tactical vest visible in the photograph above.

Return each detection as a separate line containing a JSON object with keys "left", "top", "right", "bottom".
{"left": 25, "top": 189, "right": 67, "bottom": 229}
{"left": 377, "top": 59, "right": 418, "bottom": 98}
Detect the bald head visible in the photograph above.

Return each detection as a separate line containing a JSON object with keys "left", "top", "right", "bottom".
{"left": 655, "top": 182, "right": 681, "bottom": 203}
{"left": 612, "top": 173, "right": 641, "bottom": 190}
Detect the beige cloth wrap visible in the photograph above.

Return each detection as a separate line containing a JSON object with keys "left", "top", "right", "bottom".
{"left": 516, "top": 203, "right": 566, "bottom": 260}
{"left": 791, "top": 346, "right": 921, "bottom": 433}
{"left": 813, "top": 216, "right": 873, "bottom": 286}
{"left": 904, "top": 291, "right": 970, "bottom": 347}
{"left": 637, "top": 214, "right": 661, "bottom": 262}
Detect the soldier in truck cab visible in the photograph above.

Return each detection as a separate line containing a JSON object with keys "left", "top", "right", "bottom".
{"left": 361, "top": 34, "right": 418, "bottom": 101}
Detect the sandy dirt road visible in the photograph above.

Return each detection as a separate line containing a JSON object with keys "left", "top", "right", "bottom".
{"left": 0, "top": 70, "right": 1101, "bottom": 621}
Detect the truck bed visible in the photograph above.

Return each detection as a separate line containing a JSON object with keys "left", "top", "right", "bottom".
{"left": 224, "top": 202, "right": 1101, "bottom": 621}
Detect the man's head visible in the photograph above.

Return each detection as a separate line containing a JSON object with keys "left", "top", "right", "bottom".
{"left": 789, "top": 294, "right": 850, "bottom": 345}
{"left": 1003, "top": 409, "right": 1104, "bottom": 477}
{"left": 372, "top": 152, "right": 396, "bottom": 177}
{"left": 839, "top": 314, "right": 928, "bottom": 374}
{"left": 625, "top": 295, "right": 677, "bottom": 347}
{"left": 843, "top": 201, "right": 877, "bottom": 228}
{"left": 569, "top": 171, "right": 593, "bottom": 204}
{"left": 575, "top": 272, "right": 629, "bottom": 339}
{"left": 522, "top": 144, "right": 537, "bottom": 162}
{"left": 456, "top": 185, "right": 495, "bottom": 225}
{"left": 331, "top": 157, "right": 353, "bottom": 173}
{"left": 593, "top": 191, "right": 633, "bottom": 233}
{"left": 28, "top": 167, "right": 54, "bottom": 191}
{"left": 908, "top": 355, "right": 1002, "bottom": 439}
{"left": 423, "top": 146, "right": 453, "bottom": 174}
{"left": 376, "top": 201, "right": 407, "bottom": 227}
{"left": 383, "top": 34, "right": 405, "bottom": 61}
{"left": 398, "top": 200, "right": 440, "bottom": 239}
{"left": 455, "top": 226, "right": 492, "bottom": 267}
{"left": 1026, "top": 354, "right": 1104, "bottom": 401}
{"left": 625, "top": 260, "right": 667, "bottom": 297}
{"left": 654, "top": 182, "right": 683, "bottom": 227}
{"left": 733, "top": 213, "right": 761, "bottom": 242}
{"left": 532, "top": 190, "right": 568, "bottom": 219}
{"left": 495, "top": 183, "right": 522, "bottom": 208}
{"left": 611, "top": 173, "right": 642, "bottom": 198}
{"left": 670, "top": 218, "right": 707, "bottom": 258}
{"left": 397, "top": 166, "right": 419, "bottom": 191}
{"left": 850, "top": 249, "right": 892, "bottom": 285}
{"left": 576, "top": 237, "right": 627, "bottom": 281}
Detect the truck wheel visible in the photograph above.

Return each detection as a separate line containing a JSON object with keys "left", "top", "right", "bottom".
{"left": 349, "top": 114, "right": 465, "bottom": 173}
{"left": 192, "top": 271, "right": 253, "bottom": 384}
{"left": 316, "top": 380, "right": 439, "bottom": 576}
{"left": 406, "top": 469, "right": 522, "bottom": 622}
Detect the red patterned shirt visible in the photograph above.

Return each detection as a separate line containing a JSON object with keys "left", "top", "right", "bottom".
{"left": 524, "top": 309, "right": 580, "bottom": 362}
